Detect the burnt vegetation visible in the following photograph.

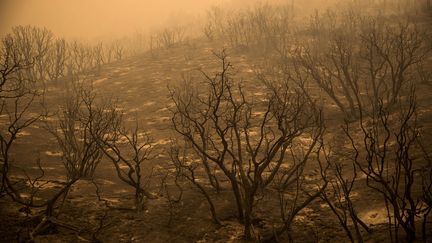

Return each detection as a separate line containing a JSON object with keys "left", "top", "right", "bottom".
{"left": 1, "top": 0, "right": 432, "bottom": 242}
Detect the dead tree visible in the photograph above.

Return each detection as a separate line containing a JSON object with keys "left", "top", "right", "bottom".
{"left": 170, "top": 50, "right": 326, "bottom": 239}
{"left": 103, "top": 44, "right": 114, "bottom": 64}
{"left": 32, "top": 27, "right": 53, "bottom": 82}
{"left": 0, "top": 31, "right": 133, "bottom": 239}
{"left": 159, "top": 151, "right": 184, "bottom": 226}
{"left": 113, "top": 41, "right": 124, "bottom": 61}
{"left": 0, "top": 34, "right": 44, "bottom": 199}
{"left": 95, "top": 116, "right": 157, "bottom": 211}
{"left": 345, "top": 89, "right": 426, "bottom": 242}
{"left": 93, "top": 42, "right": 104, "bottom": 73}
{"left": 47, "top": 38, "right": 67, "bottom": 82}
{"left": 418, "top": 139, "right": 432, "bottom": 242}
{"left": 318, "top": 144, "right": 370, "bottom": 243}
{"left": 67, "top": 41, "right": 97, "bottom": 76}
{"left": 291, "top": 14, "right": 430, "bottom": 120}
{"left": 202, "top": 21, "right": 215, "bottom": 41}
{"left": 9, "top": 80, "right": 120, "bottom": 239}
{"left": 50, "top": 85, "right": 103, "bottom": 181}
{"left": 359, "top": 19, "right": 429, "bottom": 108}
{"left": 9, "top": 26, "right": 54, "bottom": 83}
{"left": 212, "top": 4, "right": 295, "bottom": 51}
{"left": 0, "top": 34, "right": 79, "bottom": 239}
{"left": 262, "top": 127, "right": 327, "bottom": 242}
{"left": 169, "top": 141, "right": 220, "bottom": 224}
{"left": 10, "top": 26, "right": 38, "bottom": 82}
{"left": 154, "top": 26, "right": 186, "bottom": 49}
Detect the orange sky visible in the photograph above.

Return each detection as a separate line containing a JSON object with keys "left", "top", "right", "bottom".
{"left": 0, "top": 0, "right": 233, "bottom": 40}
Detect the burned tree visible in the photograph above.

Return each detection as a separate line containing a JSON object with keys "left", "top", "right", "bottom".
{"left": 291, "top": 14, "right": 430, "bottom": 120}
{"left": 344, "top": 89, "right": 430, "bottom": 242}
{"left": 169, "top": 140, "right": 221, "bottom": 224}
{"left": 0, "top": 35, "right": 106, "bottom": 240}
{"left": 48, "top": 83, "right": 107, "bottom": 182}
{"left": 9, "top": 26, "right": 54, "bottom": 83}
{"left": 95, "top": 117, "right": 157, "bottom": 212}
{"left": 170, "top": 50, "right": 326, "bottom": 239}
{"left": 47, "top": 38, "right": 67, "bottom": 82}
{"left": 318, "top": 145, "right": 370, "bottom": 243}
{"left": 24, "top": 81, "right": 115, "bottom": 221}
{"left": 0, "top": 34, "right": 44, "bottom": 199}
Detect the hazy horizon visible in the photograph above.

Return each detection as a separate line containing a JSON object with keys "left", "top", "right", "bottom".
{"left": 0, "top": 0, "right": 232, "bottom": 40}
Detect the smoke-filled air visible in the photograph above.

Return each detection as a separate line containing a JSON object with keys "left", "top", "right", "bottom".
{"left": 1, "top": 0, "right": 431, "bottom": 242}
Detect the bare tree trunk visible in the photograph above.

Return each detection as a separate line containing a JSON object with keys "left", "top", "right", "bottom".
{"left": 230, "top": 176, "right": 244, "bottom": 221}
{"left": 194, "top": 179, "right": 221, "bottom": 225}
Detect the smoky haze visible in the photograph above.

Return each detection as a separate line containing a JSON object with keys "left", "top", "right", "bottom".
{"left": 0, "top": 0, "right": 232, "bottom": 40}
